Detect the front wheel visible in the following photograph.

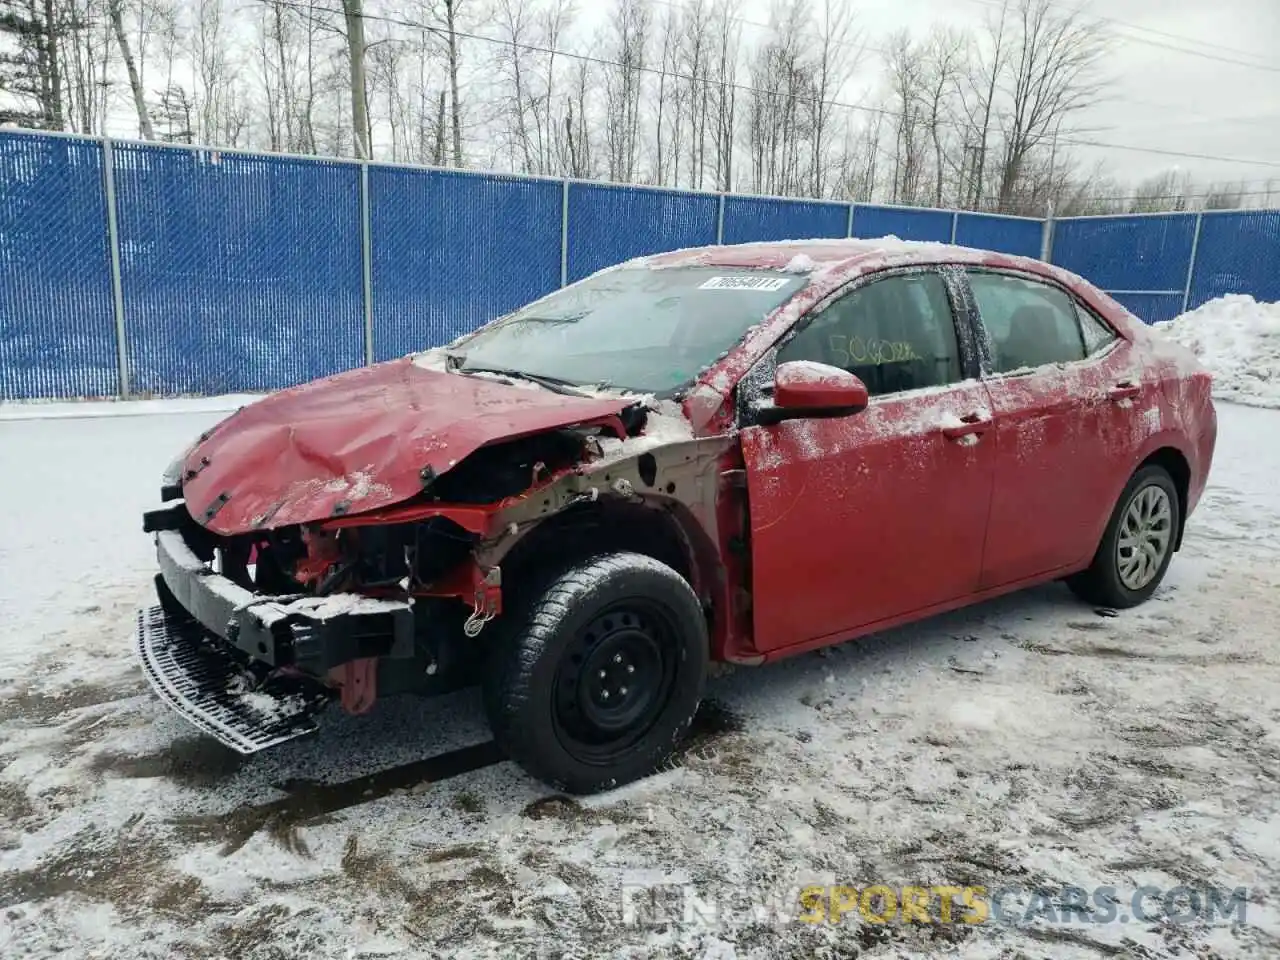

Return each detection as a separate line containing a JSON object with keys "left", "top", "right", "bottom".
{"left": 1067, "top": 464, "right": 1181, "bottom": 609}
{"left": 483, "top": 551, "right": 708, "bottom": 794}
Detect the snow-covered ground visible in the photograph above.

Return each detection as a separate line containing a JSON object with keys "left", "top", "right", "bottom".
{"left": 1, "top": 399, "right": 1279, "bottom": 959}
{"left": 1155, "top": 296, "right": 1280, "bottom": 410}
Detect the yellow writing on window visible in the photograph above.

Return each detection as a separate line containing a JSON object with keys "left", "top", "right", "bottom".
{"left": 828, "top": 334, "right": 920, "bottom": 366}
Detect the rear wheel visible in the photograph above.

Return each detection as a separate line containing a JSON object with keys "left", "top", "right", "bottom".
{"left": 1067, "top": 464, "right": 1181, "bottom": 609}
{"left": 483, "top": 551, "right": 708, "bottom": 794}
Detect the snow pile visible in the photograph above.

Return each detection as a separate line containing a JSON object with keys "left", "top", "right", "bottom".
{"left": 781, "top": 253, "right": 818, "bottom": 274}
{"left": 776, "top": 359, "right": 851, "bottom": 385}
{"left": 236, "top": 690, "right": 309, "bottom": 722}
{"left": 254, "top": 593, "right": 409, "bottom": 624}
{"left": 1154, "top": 295, "right": 1280, "bottom": 409}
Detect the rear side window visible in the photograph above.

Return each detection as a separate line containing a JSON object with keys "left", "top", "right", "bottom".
{"left": 967, "top": 272, "right": 1086, "bottom": 373}
{"left": 1078, "top": 308, "right": 1118, "bottom": 355}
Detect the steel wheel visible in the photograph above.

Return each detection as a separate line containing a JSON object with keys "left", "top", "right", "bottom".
{"left": 484, "top": 551, "right": 708, "bottom": 793}
{"left": 551, "top": 602, "right": 680, "bottom": 765}
{"left": 1116, "top": 484, "right": 1174, "bottom": 591}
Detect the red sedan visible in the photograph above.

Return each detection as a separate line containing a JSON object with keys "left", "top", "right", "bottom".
{"left": 139, "top": 238, "right": 1217, "bottom": 792}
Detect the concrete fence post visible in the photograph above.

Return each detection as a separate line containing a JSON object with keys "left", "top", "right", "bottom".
{"left": 846, "top": 202, "right": 856, "bottom": 238}
{"left": 101, "top": 137, "right": 131, "bottom": 398}
{"left": 950, "top": 211, "right": 959, "bottom": 244}
{"left": 716, "top": 193, "right": 726, "bottom": 245}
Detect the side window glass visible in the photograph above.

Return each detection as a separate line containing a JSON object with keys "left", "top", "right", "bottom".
{"left": 1078, "top": 306, "right": 1118, "bottom": 355}
{"left": 967, "top": 272, "right": 1087, "bottom": 373}
{"left": 777, "top": 272, "right": 962, "bottom": 397}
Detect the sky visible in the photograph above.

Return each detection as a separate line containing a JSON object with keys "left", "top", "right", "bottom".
{"left": 4, "top": 0, "right": 1277, "bottom": 197}
{"left": 604, "top": 0, "right": 1280, "bottom": 193}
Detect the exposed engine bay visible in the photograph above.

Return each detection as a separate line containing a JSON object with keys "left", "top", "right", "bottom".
{"left": 139, "top": 394, "right": 733, "bottom": 753}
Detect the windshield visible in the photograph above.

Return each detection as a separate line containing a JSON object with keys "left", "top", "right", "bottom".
{"left": 450, "top": 266, "right": 809, "bottom": 395}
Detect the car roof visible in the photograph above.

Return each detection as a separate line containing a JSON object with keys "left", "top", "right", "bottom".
{"left": 640, "top": 236, "right": 1147, "bottom": 353}
{"left": 641, "top": 236, "right": 1055, "bottom": 278}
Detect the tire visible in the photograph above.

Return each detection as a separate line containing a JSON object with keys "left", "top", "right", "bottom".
{"left": 483, "top": 551, "right": 709, "bottom": 794}
{"left": 1067, "top": 464, "right": 1182, "bottom": 609}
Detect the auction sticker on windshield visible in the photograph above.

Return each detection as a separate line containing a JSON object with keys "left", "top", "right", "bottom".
{"left": 699, "top": 276, "right": 793, "bottom": 292}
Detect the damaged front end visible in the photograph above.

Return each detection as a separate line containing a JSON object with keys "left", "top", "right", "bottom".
{"left": 136, "top": 390, "right": 726, "bottom": 755}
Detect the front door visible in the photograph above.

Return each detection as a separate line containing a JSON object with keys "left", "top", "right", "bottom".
{"left": 739, "top": 268, "right": 997, "bottom": 655}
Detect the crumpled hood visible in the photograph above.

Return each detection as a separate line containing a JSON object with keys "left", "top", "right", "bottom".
{"left": 180, "top": 357, "right": 632, "bottom": 535}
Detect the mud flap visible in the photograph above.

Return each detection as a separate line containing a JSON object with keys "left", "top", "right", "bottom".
{"left": 136, "top": 605, "right": 329, "bottom": 754}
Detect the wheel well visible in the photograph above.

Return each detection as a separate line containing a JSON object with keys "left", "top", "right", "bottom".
{"left": 1140, "top": 447, "right": 1190, "bottom": 549}
{"left": 498, "top": 500, "right": 697, "bottom": 599}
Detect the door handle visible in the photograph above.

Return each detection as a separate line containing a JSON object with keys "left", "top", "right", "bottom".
{"left": 1108, "top": 381, "right": 1141, "bottom": 401}
{"left": 941, "top": 412, "right": 992, "bottom": 441}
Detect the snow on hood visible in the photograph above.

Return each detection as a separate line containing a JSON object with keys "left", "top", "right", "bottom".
{"left": 1154, "top": 295, "right": 1280, "bottom": 409}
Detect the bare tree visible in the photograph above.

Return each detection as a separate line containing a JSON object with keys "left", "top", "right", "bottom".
{"left": 957, "top": 1, "right": 1009, "bottom": 209}
{"left": 109, "top": 0, "right": 153, "bottom": 137}
{"left": 834, "top": 111, "right": 882, "bottom": 202}
{"left": 192, "top": 0, "right": 228, "bottom": 144}
{"left": 533, "top": 0, "right": 573, "bottom": 173}
{"left": 0, "top": 0, "right": 1152, "bottom": 218}
{"left": 62, "top": 0, "right": 114, "bottom": 133}
{"left": 806, "top": 0, "right": 858, "bottom": 197}
{"left": 746, "top": 0, "right": 812, "bottom": 196}
{"left": 1202, "top": 181, "right": 1246, "bottom": 211}
{"left": 708, "top": 0, "right": 739, "bottom": 191}
{"left": 0, "top": 0, "right": 65, "bottom": 127}
{"left": 370, "top": 37, "right": 411, "bottom": 159}
{"left": 558, "top": 55, "right": 592, "bottom": 177}
{"left": 651, "top": 0, "right": 680, "bottom": 185}
{"left": 603, "top": 0, "right": 648, "bottom": 183}
{"left": 427, "top": 0, "right": 467, "bottom": 167}
{"left": 494, "top": 0, "right": 530, "bottom": 170}
{"left": 155, "top": 82, "right": 194, "bottom": 142}
{"left": 341, "top": 0, "right": 370, "bottom": 157}
{"left": 1128, "top": 169, "right": 1192, "bottom": 213}
{"left": 995, "top": 0, "right": 1106, "bottom": 212}
{"left": 680, "top": 0, "right": 711, "bottom": 189}
{"left": 885, "top": 29, "right": 926, "bottom": 205}
{"left": 920, "top": 26, "right": 963, "bottom": 207}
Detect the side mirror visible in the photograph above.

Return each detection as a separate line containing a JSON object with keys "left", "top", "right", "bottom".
{"left": 755, "top": 361, "right": 870, "bottom": 425}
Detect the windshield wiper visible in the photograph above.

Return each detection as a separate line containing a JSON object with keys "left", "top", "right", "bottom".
{"left": 453, "top": 364, "right": 592, "bottom": 398}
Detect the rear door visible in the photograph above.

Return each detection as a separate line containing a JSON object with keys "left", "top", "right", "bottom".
{"left": 963, "top": 269, "right": 1155, "bottom": 588}
{"left": 738, "top": 268, "right": 997, "bottom": 654}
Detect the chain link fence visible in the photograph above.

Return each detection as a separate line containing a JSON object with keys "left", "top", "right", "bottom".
{"left": 1, "top": 129, "right": 1275, "bottom": 400}
{"left": 0, "top": 134, "right": 120, "bottom": 399}
{"left": 566, "top": 182, "right": 719, "bottom": 283}
{"left": 1190, "top": 210, "right": 1280, "bottom": 310}
{"left": 722, "top": 195, "right": 849, "bottom": 244}
{"left": 111, "top": 142, "right": 365, "bottom": 396}
{"left": 371, "top": 166, "right": 563, "bottom": 362}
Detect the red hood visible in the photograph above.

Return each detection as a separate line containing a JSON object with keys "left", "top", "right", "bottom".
{"left": 181, "top": 357, "right": 632, "bottom": 535}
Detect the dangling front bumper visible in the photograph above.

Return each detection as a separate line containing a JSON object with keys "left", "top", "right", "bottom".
{"left": 136, "top": 505, "right": 415, "bottom": 753}
{"left": 136, "top": 601, "right": 330, "bottom": 754}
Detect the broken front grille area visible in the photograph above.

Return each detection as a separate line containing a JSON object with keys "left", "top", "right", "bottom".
{"left": 146, "top": 500, "right": 415, "bottom": 677}
{"left": 144, "top": 499, "right": 308, "bottom": 596}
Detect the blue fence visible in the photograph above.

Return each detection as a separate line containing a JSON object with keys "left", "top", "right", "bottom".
{"left": 0, "top": 130, "right": 1276, "bottom": 400}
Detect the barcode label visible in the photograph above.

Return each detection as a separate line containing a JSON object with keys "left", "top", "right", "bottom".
{"left": 698, "top": 275, "right": 791, "bottom": 292}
